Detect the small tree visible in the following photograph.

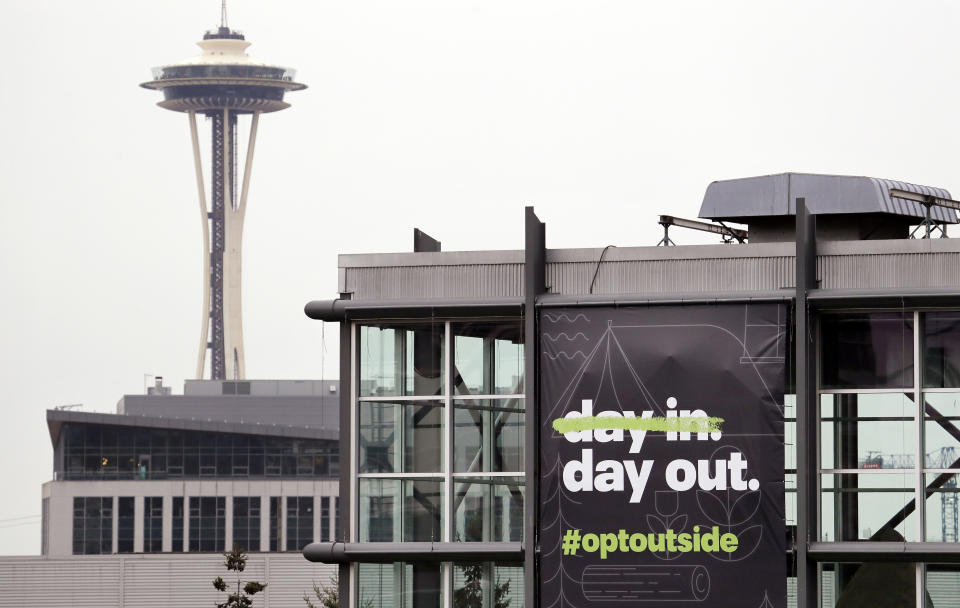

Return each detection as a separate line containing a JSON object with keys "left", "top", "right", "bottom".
{"left": 304, "top": 572, "right": 339, "bottom": 608}
{"left": 304, "top": 572, "right": 374, "bottom": 608}
{"left": 454, "top": 563, "right": 512, "bottom": 608}
{"left": 213, "top": 545, "right": 268, "bottom": 608}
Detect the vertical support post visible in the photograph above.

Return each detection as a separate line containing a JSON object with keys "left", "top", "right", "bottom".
{"left": 913, "top": 310, "right": 925, "bottom": 605}
{"left": 795, "top": 198, "right": 818, "bottom": 608}
{"left": 339, "top": 317, "right": 352, "bottom": 606}
{"left": 524, "top": 206, "right": 546, "bottom": 608}
{"left": 188, "top": 111, "right": 211, "bottom": 380}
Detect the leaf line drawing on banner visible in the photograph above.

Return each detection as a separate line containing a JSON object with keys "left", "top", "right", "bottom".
{"left": 645, "top": 491, "right": 688, "bottom": 562}
{"left": 543, "top": 312, "right": 590, "bottom": 324}
{"left": 757, "top": 590, "right": 776, "bottom": 608}
{"left": 694, "top": 444, "right": 764, "bottom": 562}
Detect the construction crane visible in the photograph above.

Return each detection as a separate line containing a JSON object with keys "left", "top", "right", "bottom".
{"left": 860, "top": 446, "right": 958, "bottom": 542}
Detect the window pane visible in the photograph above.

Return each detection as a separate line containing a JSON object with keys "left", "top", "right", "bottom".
{"left": 453, "top": 562, "right": 524, "bottom": 608}
{"left": 360, "top": 324, "right": 444, "bottom": 397}
{"left": 359, "top": 479, "right": 444, "bottom": 542}
{"left": 286, "top": 496, "right": 314, "bottom": 552}
{"left": 821, "top": 562, "right": 920, "bottom": 608}
{"left": 820, "top": 313, "right": 914, "bottom": 389}
{"left": 172, "top": 497, "right": 184, "bottom": 552}
{"left": 359, "top": 401, "right": 444, "bottom": 473}
{"left": 233, "top": 496, "right": 261, "bottom": 552}
{"left": 357, "top": 563, "right": 442, "bottom": 608}
{"left": 72, "top": 496, "right": 113, "bottom": 555}
{"left": 924, "top": 473, "right": 960, "bottom": 542}
{"left": 143, "top": 496, "right": 163, "bottom": 553}
{"left": 923, "top": 392, "right": 960, "bottom": 471}
{"left": 924, "top": 312, "right": 960, "bottom": 388}
{"left": 453, "top": 399, "right": 524, "bottom": 473}
{"left": 453, "top": 477, "right": 524, "bottom": 542}
{"left": 819, "top": 393, "right": 915, "bottom": 471}
{"left": 927, "top": 565, "right": 960, "bottom": 605}
{"left": 820, "top": 473, "right": 916, "bottom": 541}
{"left": 117, "top": 497, "right": 134, "bottom": 553}
{"left": 451, "top": 321, "right": 524, "bottom": 395}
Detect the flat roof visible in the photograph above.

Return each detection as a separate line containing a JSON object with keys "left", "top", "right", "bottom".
{"left": 46, "top": 409, "right": 337, "bottom": 447}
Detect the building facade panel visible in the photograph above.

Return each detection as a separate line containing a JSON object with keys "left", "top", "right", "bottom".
{"left": 0, "top": 554, "right": 335, "bottom": 608}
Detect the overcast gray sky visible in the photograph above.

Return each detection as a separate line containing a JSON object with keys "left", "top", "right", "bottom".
{"left": 2, "top": 0, "right": 960, "bottom": 554}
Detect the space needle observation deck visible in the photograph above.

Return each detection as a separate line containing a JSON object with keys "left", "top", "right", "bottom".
{"left": 141, "top": 19, "right": 305, "bottom": 381}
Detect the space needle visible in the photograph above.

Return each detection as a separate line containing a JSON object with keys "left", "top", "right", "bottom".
{"left": 141, "top": 4, "right": 305, "bottom": 380}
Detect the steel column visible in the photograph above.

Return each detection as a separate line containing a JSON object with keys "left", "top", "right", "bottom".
{"left": 523, "top": 207, "right": 545, "bottom": 608}
{"left": 795, "top": 198, "right": 819, "bottom": 608}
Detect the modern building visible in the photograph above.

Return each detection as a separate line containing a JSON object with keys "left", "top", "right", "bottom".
{"left": 141, "top": 15, "right": 305, "bottom": 380}
{"left": 303, "top": 173, "right": 960, "bottom": 608}
{"left": 42, "top": 378, "right": 340, "bottom": 558}
{"left": 0, "top": 378, "right": 340, "bottom": 607}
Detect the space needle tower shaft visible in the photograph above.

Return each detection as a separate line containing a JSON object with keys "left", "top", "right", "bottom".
{"left": 142, "top": 11, "right": 305, "bottom": 380}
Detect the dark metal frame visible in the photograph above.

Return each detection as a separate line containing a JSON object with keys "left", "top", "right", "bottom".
{"left": 795, "top": 198, "right": 818, "bottom": 608}
{"left": 207, "top": 110, "right": 236, "bottom": 380}
{"left": 524, "top": 207, "right": 546, "bottom": 608}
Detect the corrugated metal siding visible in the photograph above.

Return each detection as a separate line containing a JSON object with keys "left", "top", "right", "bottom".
{"left": 928, "top": 570, "right": 960, "bottom": 606}
{"left": 818, "top": 251, "right": 960, "bottom": 289}
{"left": 872, "top": 177, "right": 955, "bottom": 223}
{"left": 344, "top": 264, "right": 523, "bottom": 300}
{"left": 0, "top": 559, "right": 121, "bottom": 608}
{"left": 340, "top": 241, "right": 960, "bottom": 300}
{"left": 547, "top": 256, "right": 795, "bottom": 294}
{"left": 0, "top": 554, "right": 335, "bottom": 608}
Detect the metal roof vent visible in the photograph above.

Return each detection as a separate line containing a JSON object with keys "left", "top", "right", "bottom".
{"left": 698, "top": 173, "right": 957, "bottom": 243}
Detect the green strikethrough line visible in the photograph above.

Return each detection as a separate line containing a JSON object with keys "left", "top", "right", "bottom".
{"left": 551, "top": 415, "right": 724, "bottom": 434}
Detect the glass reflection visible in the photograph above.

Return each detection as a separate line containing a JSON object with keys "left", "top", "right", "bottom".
{"left": 452, "top": 562, "right": 524, "bottom": 608}
{"left": 452, "top": 321, "right": 524, "bottom": 396}
{"left": 360, "top": 324, "right": 444, "bottom": 397}
{"left": 453, "top": 400, "right": 524, "bottom": 473}
{"left": 819, "top": 393, "right": 915, "bottom": 471}
{"left": 453, "top": 477, "right": 524, "bottom": 542}
{"left": 820, "top": 313, "right": 914, "bottom": 389}
{"left": 820, "top": 473, "right": 916, "bottom": 542}
{"left": 925, "top": 312, "right": 960, "bottom": 388}
{"left": 359, "top": 401, "right": 444, "bottom": 473}
{"left": 357, "top": 563, "right": 442, "bottom": 608}
{"left": 359, "top": 479, "right": 444, "bottom": 543}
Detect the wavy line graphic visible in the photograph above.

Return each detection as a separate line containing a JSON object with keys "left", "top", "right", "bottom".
{"left": 543, "top": 351, "right": 587, "bottom": 360}
{"left": 543, "top": 312, "right": 589, "bottom": 323}
{"left": 542, "top": 332, "right": 588, "bottom": 343}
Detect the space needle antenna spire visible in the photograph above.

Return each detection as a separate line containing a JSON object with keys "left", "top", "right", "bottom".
{"left": 141, "top": 11, "right": 306, "bottom": 380}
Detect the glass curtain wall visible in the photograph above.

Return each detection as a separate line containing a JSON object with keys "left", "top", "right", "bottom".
{"left": 356, "top": 320, "right": 525, "bottom": 608}
{"left": 818, "top": 312, "right": 960, "bottom": 606}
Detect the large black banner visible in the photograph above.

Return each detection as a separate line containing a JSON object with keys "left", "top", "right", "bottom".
{"left": 539, "top": 303, "right": 786, "bottom": 607}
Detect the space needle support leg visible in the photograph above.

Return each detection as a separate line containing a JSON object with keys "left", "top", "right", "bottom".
{"left": 237, "top": 110, "right": 259, "bottom": 221}
{"left": 188, "top": 110, "right": 211, "bottom": 380}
